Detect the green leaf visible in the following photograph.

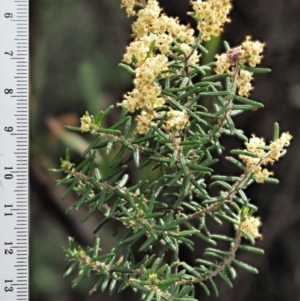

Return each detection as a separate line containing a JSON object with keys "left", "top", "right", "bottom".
{"left": 151, "top": 256, "right": 164, "bottom": 271}
{"left": 179, "top": 77, "right": 190, "bottom": 88}
{"left": 263, "top": 177, "right": 280, "bottom": 184}
{"left": 180, "top": 262, "right": 202, "bottom": 278}
{"left": 106, "top": 140, "right": 114, "bottom": 155}
{"left": 273, "top": 122, "right": 280, "bottom": 140}
{"left": 210, "top": 234, "right": 234, "bottom": 242}
{"left": 226, "top": 156, "right": 246, "bottom": 170}
{"left": 194, "top": 231, "right": 216, "bottom": 246}
{"left": 92, "top": 236, "right": 100, "bottom": 258}
{"left": 177, "top": 285, "right": 194, "bottom": 298}
{"left": 240, "top": 229, "right": 255, "bottom": 245}
{"left": 208, "top": 278, "right": 219, "bottom": 297}
{"left": 121, "top": 229, "right": 146, "bottom": 245}
{"left": 232, "top": 104, "right": 257, "bottom": 111}
{"left": 238, "top": 244, "right": 264, "bottom": 254}
{"left": 218, "top": 271, "right": 233, "bottom": 288}
{"left": 201, "top": 73, "right": 229, "bottom": 81}
{"left": 118, "top": 63, "right": 135, "bottom": 75}
{"left": 93, "top": 253, "right": 115, "bottom": 261}
{"left": 93, "top": 217, "right": 112, "bottom": 234}
{"left": 196, "top": 259, "right": 218, "bottom": 268}
{"left": 230, "top": 149, "right": 259, "bottom": 158}
{"left": 169, "top": 230, "right": 200, "bottom": 238}
{"left": 233, "top": 129, "right": 248, "bottom": 141}
{"left": 101, "top": 105, "right": 114, "bottom": 119}
{"left": 99, "top": 165, "right": 127, "bottom": 182}
{"left": 144, "top": 291, "right": 155, "bottom": 301}
{"left": 144, "top": 222, "right": 158, "bottom": 240}
{"left": 157, "top": 270, "right": 186, "bottom": 286}
{"left": 71, "top": 265, "right": 90, "bottom": 288}
{"left": 226, "top": 264, "right": 237, "bottom": 279}
{"left": 98, "top": 127, "right": 121, "bottom": 135}
{"left": 64, "top": 125, "right": 82, "bottom": 132}
{"left": 233, "top": 95, "right": 264, "bottom": 108}
{"left": 48, "top": 168, "right": 63, "bottom": 173}
{"left": 109, "top": 278, "right": 118, "bottom": 295}
{"left": 240, "top": 65, "right": 271, "bottom": 73}
{"left": 94, "top": 110, "right": 104, "bottom": 125}
{"left": 209, "top": 180, "right": 231, "bottom": 190}
{"left": 115, "top": 188, "right": 136, "bottom": 209}
{"left": 113, "top": 266, "right": 135, "bottom": 273}
{"left": 179, "top": 140, "right": 202, "bottom": 146}
{"left": 205, "top": 248, "right": 232, "bottom": 256}
{"left": 109, "top": 145, "right": 127, "bottom": 167}
{"left": 224, "top": 40, "right": 231, "bottom": 50}
{"left": 179, "top": 155, "right": 189, "bottom": 176}
{"left": 82, "top": 136, "right": 102, "bottom": 156}
{"left": 73, "top": 184, "right": 93, "bottom": 210}
{"left": 133, "top": 148, "right": 140, "bottom": 167}
{"left": 162, "top": 232, "right": 177, "bottom": 252}
{"left": 186, "top": 162, "right": 213, "bottom": 172}
{"left": 110, "top": 116, "right": 131, "bottom": 130}
{"left": 189, "top": 62, "right": 206, "bottom": 75}
{"left": 101, "top": 277, "right": 110, "bottom": 292}
{"left": 200, "top": 90, "right": 229, "bottom": 97}
{"left": 75, "top": 153, "right": 96, "bottom": 171}
{"left": 130, "top": 282, "right": 151, "bottom": 293}
{"left": 149, "top": 156, "right": 171, "bottom": 163}
{"left": 63, "top": 262, "right": 78, "bottom": 278}
{"left": 214, "top": 212, "right": 238, "bottom": 224}
{"left": 199, "top": 282, "right": 210, "bottom": 296}
{"left": 164, "top": 84, "right": 194, "bottom": 93}
{"left": 233, "top": 259, "right": 259, "bottom": 274}
{"left": 139, "top": 235, "right": 159, "bottom": 252}
{"left": 65, "top": 148, "right": 71, "bottom": 161}
{"left": 166, "top": 170, "right": 183, "bottom": 186}
{"left": 61, "top": 180, "right": 80, "bottom": 200}
{"left": 225, "top": 115, "right": 235, "bottom": 132}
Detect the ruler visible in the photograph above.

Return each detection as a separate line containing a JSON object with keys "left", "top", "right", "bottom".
{"left": 0, "top": 0, "right": 29, "bottom": 301}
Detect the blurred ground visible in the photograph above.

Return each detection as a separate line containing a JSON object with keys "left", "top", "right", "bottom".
{"left": 30, "top": 1, "right": 300, "bottom": 300}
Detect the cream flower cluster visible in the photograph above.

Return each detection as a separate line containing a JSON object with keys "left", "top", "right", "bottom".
{"left": 80, "top": 115, "right": 93, "bottom": 132}
{"left": 240, "top": 216, "right": 262, "bottom": 240}
{"left": 215, "top": 37, "right": 265, "bottom": 97}
{"left": 165, "top": 110, "right": 189, "bottom": 132}
{"left": 191, "top": 0, "right": 232, "bottom": 41}
{"left": 119, "top": 0, "right": 201, "bottom": 134}
{"left": 241, "top": 36, "right": 265, "bottom": 67}
{"left": 239, "top": 133, "right": 292, "bottom": 183}
{"left": 120, "top": 0, "right": 138, "bottom": 17}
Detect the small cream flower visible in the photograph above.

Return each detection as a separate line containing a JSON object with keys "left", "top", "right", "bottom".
{"left": 254, "top": 168, "right": 273, "bottom": 183}
{"left": 241, "top": 36, "right": 265, "bottom": 67}
{"left": 236, "top": 69, "right": 253, "bottom": 97}
{"left": 165, "top": 110, "right": 189, "bottom": 132}
{"left": 240, "top": 216, "right": 262, "bottom": 240}
{"left": 135, "top": 111, "right": 154, "bottom": 134}
{"left": 120, "top": 0, "right": 136, "bottom": 17}
{"left": 80, "top": 115, "right": 93, "bottom": 132}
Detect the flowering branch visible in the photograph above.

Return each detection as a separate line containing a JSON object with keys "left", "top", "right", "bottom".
{"left": 51, "top": 1, "right": 292, "bottom": 300}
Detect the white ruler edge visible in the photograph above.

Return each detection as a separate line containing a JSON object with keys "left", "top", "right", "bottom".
{"left": 0, "top": 1, "right": 29, "bottom": 301}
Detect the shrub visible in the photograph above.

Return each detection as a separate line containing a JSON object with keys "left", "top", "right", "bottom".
{"left": 51, "top": 0, "right": 292, "bottom": 299}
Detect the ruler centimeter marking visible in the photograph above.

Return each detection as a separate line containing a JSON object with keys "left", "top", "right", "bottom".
{"left": 0, "top": 1, "right": 29, "bottom": 301}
